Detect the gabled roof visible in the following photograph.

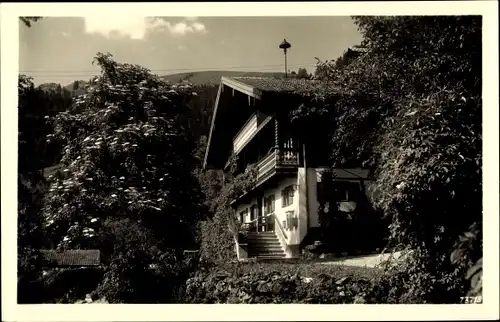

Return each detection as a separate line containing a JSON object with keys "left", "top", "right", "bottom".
{"left": 203, "top": 76, "right": 321, "bottom": 170}
{"left": 41, "top": 249, "right": 101, "bottom": 267}
{"left": 222, "top": 76, "right": 319, "bottom": 98}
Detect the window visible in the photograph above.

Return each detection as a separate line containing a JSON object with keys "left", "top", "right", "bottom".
{"left": 239, "top": 209, "right": 247, "bottom": 223}
{"left": 281, "top": 185, "right": 295, "bottom": 207}
{"left": 286, "top": 210, "right": 297, "bottom": 229}
{"left": 263, "top": 194, "right": 275, "bottom": 214}
{"left": 250, "top": 204, "right": 257, "bottom": 221}
{"left": 332, "top": 181, "right": 361, "bottom": 202}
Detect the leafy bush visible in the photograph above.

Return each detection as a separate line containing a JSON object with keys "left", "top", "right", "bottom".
{"left": 184, "top": 263, "right": 384, "bottom": 303}
{"left": 198, "top": 212, "right": 236, "bottom": 264}
{"left": 40, "top": 267, "right": 104, "bottom": 303}
{"left": 301, "top": 244, "right": 322, "bottom": 260}
{"left": 316, "top": 171, "right": 388, "bottom": 255}
{"left": 18, "top": 75, "right": 59, "bottom": 303}
{"left": 199, "top": 164, "right": 258, "bottom": 264}
{"left": 37, "top": 53, "right": 204, "bottom": 302}
{"left": 95, "top": 247, "right": 197, "bottom": 303}
{"left": 291, "top": 16, "right": 482, "bottom": 303}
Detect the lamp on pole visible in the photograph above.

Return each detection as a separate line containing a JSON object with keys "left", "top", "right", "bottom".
{"left": 279, "top": 39, "right": 291, "bottom": 78}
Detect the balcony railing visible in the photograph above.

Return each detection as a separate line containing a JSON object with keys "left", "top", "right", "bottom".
{"left": 256, "top": 150, "right": 276, "bottom": 181}
{"left": 256, "top": 148, "right": 300, "bottom": 182}
{"left": 277, "top": 148, "right": 300, "bottom": 166}
{"left": 239, "top": 213, "right": 274, "bottom": 233}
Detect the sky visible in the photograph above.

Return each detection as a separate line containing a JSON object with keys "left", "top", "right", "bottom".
{"left": 19, "top": 16, "right": 363, "bottom": 86}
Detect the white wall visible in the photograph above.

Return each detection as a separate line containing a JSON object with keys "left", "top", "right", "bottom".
{"left": 235, "top": 197, "right": 258, "bottom": 223}
{"left": 295, "top": 168, "right": 308, "bottom": 245}
{"left": 234, "top": 170, "right": 317, "bottom": 245}
{"left": 234, "top": 167, "right": 372, "bottom": 255}
{"left": 298, "top": 167, "right": 372, "bottom": 235}
{"left": 262, "top": 177, "right": 297, "bottom": 238}
{"left": 234, "top": 177, "right": 300, "bottom": 241}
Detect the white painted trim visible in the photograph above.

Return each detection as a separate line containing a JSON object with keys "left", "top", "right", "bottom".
{"left": 221, "top": 76, "right": 263, "bottom": 99}
{"left": 203, "top": 83, "right": 223, "bottom": 169}
{"left": 234, "top": 115, "right": 273, "bottom": 155}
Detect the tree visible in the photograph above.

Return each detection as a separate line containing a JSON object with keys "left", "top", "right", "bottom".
{"left": 18, "top": 75, "right": 53, "bottom": 303}
{"left": 41, "top": 52, "right": 204, "bottom": 302}
{"left": 198, "top": 161, "right": 257, "bottom": 263}
{"left": 292, "top": 16, "right": 482, "bottom": 303}
{"left": 184, "top": 84, "right": 219, "bottom": 142}
{"left": 296, "top": 68, "right": 310, "bottom": 79}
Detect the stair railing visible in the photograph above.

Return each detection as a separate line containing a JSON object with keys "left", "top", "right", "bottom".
{"left": 273, "top": 213, "right": 288, "bottom": 253}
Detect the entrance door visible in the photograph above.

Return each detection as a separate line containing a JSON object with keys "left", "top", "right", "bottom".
{"left": 261, "top": 194, "right": 275, "bottom": 232}
{"left": 250, "top": 204, "right": 258, "bottom": 232}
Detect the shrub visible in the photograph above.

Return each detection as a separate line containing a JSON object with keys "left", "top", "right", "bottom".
{"left": 198, "top": 211, "right": 237, "bottom": 265}
{"left": 39, "top": 267, "right": 104, "bottom": 303}
{"left": 291, "top": 16, "right": 482, "bottom": 303}
{"left": 198, "top": 164, "right": 258, "bottom": 264}
{"left": 37, "top": 53, "right": 203, "bottom": 303}
{"left": 183, "top": 264, "right": 382, "bottom": 304}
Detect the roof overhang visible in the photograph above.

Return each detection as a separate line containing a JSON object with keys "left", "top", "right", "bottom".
{"left": 203, "top": 83, "right": 223, "bottom": 169}
{"left": 220, "top": 76, "right": 263, "bottom": 100}
{"left": 202, "top": 77, "right": 314, "bottom": 170}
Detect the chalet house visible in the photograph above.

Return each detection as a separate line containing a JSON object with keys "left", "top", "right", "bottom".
{"left": 203, "top": 77, "right": 372, "bottom": 260}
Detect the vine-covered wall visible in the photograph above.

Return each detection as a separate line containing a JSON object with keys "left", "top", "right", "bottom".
{"left": 314, "top": 169, "right": 388, "bottom": 255}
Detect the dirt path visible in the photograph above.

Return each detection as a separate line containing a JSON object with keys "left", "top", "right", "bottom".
{"left": 320, "top": 251, "right": 404, "bottom": 268}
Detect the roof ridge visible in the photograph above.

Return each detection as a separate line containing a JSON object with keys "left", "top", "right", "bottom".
{"left": 222, "top": 76, "right": 320, "bottom": 94}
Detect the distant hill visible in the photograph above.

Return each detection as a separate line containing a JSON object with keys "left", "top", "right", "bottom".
{"left": 62, "top": 80, "right": 89, "bottom": 97}
{"left": 37, "top": 83, "right": 63, "bottom": 91}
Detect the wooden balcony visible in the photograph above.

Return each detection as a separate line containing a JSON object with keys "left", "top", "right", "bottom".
{"left": 229, "top": 147, "right": 301, "bottom": 205}
{"left": 256, "top": 148, "right": 300, "bottom": 185}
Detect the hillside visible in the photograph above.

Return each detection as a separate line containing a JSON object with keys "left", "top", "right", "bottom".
{"left": 61, "top": 80, "right": 90, "bottom": 97}
{"left": 37, "top": 83, "right": 63, "bottom": 91}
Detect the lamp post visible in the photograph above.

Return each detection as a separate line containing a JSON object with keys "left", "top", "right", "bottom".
{"left": 279, "top": 39, "right": 291, "bottom": 78}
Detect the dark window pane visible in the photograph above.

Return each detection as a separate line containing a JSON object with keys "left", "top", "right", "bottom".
{"left": 282, "top": 185, "right": 294, "bottom": 207}
{"left": 250, "top": 204, "right": 257, "bottom": 220}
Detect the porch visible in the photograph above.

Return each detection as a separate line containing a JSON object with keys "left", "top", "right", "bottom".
{"left": 233, "top": 167, "right": 310, "bottom": 260}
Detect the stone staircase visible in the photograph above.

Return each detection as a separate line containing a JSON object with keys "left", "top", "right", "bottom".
{"left": 247, "top": 231, "right": 286, "bottom": 259}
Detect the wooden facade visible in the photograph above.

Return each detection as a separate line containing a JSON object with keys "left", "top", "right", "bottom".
{"left": 204, "top": 77, "right": 329, "bottom": 259}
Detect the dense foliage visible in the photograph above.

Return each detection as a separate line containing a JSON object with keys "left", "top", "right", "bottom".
{"left": 184, "top": 263, "right": 384, "bottom": 303}
{"left": 198, "top": 157, "right": 258, "bottom": 264}
{"left": 29, "top": 53, "right": 203, "bottom": 302}
{"left": 18, "top": 75, "right": 73, "bottom": 303}
{"left": 292, "top": 16, "right": 482, "bottom": 302}
{"left": 316, "top": 171, "right": 388, "bottom": 256}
